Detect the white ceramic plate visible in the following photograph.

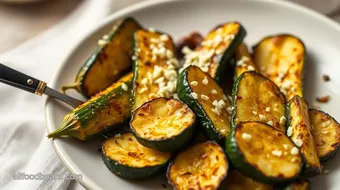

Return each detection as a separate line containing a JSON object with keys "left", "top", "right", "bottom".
{"left": 45, "top": 0, "right": 340, "bottom": 189}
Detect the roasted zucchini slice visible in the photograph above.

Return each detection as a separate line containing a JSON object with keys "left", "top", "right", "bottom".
{"left": 167, "top": 141, "right": 228, "bottom": 190}
{"left": 48, "top": 73, "right": 133, "bottom": 141}
{"left": 224, "top": 170, "right": 274, "bottom": 190}
{"left": 234, "top": 43, "right": 258, "bottom": 78}
{"left": 62, "top": 17, "right": 142, "bottom": 98}
{"left": 177, "top": 65, "right": 232, "bottom": 143}
{"left": 181, "top": 22, "right": 246, "bottom": 81}
{"left": 226, "top": 122, "right": 303, "bottom": 184}
{"left": 232, "top": 71, "right": 286, "bottom": 132}
{"left": 132, "top": 29, "right": 178, "bottom": 111}
{"left": 252, "top": 34, "right": 305, "bottom": 100}
{"left": 287, "top": 96, "right": 321, "bottom": 176}
{"left": 278, "top": 179, "right": 310, "bottom": 190}
{"left": 309, "top": 109, "right": 340, "bottom": 161}
{"left": 130, "top": 98, "right": 195, "bottom": 152}
{"left": 102, "top": 133, "right": 171, "bottom": 179}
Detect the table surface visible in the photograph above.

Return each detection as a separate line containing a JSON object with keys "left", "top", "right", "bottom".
{"left": 0, "top": 0, "right": 82, "bottom": 53}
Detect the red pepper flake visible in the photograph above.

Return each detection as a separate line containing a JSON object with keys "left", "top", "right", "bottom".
{"left": 316, "top": 95, "right": 331, "bottom": 103}
{"left": 322, "top": 75, "right": 330, "bottom": 82}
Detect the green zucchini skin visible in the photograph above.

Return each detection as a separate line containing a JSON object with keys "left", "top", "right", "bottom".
{"left": 102, "top": 133, "right": 171, "bottom": 179}
{"left": 132, "top": 131, "right": 194, "bottom": 152}
{"left": 226, "top": 122, "right": 303, "bottom": 184}
{"left": 213, "top": 23, "right": 247, "bottom": 82}
{"left": 177, "top": 66, "right": 230, "bottom": 144}
{"left": 48, "top": 73, "right": 133, "bottom": 141}
{"left": 102, "top": 153, "right": 164, "bottom": 179}
{"left": 130, "top": 98, "right": 196, "bottom": 152}
{"left": 62, "top": 17, "right": 142, "bottom": 98}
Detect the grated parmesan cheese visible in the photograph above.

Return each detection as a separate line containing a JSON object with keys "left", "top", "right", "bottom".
{"left": 259, "top": 114, "right": 266, "bottom": 120}
{"left": 293, "top": 139, "right": 303, "bottom": 147}
{"left": 202, "top": 77, "right": 209, "bottom": 85}
{"left": 291, "top": 147, "right": 299, "bottom": 155}
{"left": 191, "top": 92, "right": 198, "bottom": 99}
{"left": 190, "top": 81, "right": 198, "bottom": 86}
{"left": 272, "top": 150, "right": 282, "bottom": 157}
{"left": 121, "top": 83, "right": 128, "bottom": 91}
{"left": 287, "top": 127, "right": 293, "bottom": 137}
{"left": 211, "top": 89, "right": 218, "bottom": 94}
{"left": 242, "top": 133, "right": 252, "bottom": 141}
{"left": 201, "top": 94, "right": 209, "bottom": 100}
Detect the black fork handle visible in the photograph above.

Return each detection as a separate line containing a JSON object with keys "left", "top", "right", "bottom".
{"left": 0, "top": 63, "right": 44, "bottom": 95}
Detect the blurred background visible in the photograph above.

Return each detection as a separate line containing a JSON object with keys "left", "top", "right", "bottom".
{"left": 0, "top": 0, "right": 340, "bottom": 53}
{"left": 0, "top": 0, "right": 339, "bottom": 189}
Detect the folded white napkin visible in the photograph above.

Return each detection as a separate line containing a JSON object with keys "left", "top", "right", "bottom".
{"left": 0, "top": 0, "right": 339, "bottom": 190}
{"left": 0, "top": 0, "right": 141, "bottom": 189}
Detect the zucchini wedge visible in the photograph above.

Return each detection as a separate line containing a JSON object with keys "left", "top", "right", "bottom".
{"left": 102, "top": 133, "right": 171, "bottom": 179}
{"left": 48, "top": 73, "right": 133, "bottom": 141}
{"left": 224, "top": 170, "right": 274, "bottom": 190}
{"left": 226, "top": 122, "right": 303, "bottom": 184}
{"left": 287, "top": 96, "right": 321, "bottom": 176}
{"left": 278, "top": 179, "right": 310, "bottom": 190}
{"left": 177, "top": 65, "right": 232, "bottom": 143}
{"left": 252, "top": 34, "right": 305, "bottom": 100}
{"left": 167, "top": 141, "right": 228, "bottom": 190}
{"left": 309, "top": 109, "right": 340, "bottom": 161}
{"left": 132, "top": 29, "right": 178, "bottom": 111}
{"left": 130, "top": 98, "right": 195, "bottom": 152}
{"left": 235, "top": 43, "right": 258, "bottom": 78}
{"left": 181, "top": 22, "right": 246, "bottom": 81}
{"left": 62, "top": 17, "right": 142, "bottom": 98}
{"left": 232, "top": 71, "right": 286, "bottom": 132}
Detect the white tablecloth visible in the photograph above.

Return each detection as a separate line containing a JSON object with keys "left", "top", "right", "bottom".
{"left": 0, "top": 0, "right": 339, "bottom": 189}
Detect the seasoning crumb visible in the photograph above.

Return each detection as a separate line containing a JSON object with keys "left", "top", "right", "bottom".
{"left": 323, "top": 169, "right": 329, "bottom": 174}
{"left": 316, "top": 95, "right": 330, "bottom": 103}
{"left": 161, "top": 184, "right": 167, "bottom": 188}
{"left": 97, "top": 148, "right": 102, "bottom": 152}
{"left": 322, "top": 75, "right": 330, "bottom": 82}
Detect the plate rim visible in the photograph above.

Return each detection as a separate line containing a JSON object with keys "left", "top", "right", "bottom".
{"left": 45, "top": 0, "right": 340, "bottom": 189}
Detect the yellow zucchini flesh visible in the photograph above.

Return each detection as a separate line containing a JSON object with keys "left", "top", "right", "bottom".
{"left": 132, "top": 30, "right": 178, "bottom": 111}
{"left": 281, "top": 179, "right": 310, "bottom": 190}
{"left": 287, "top": 96, "right": 321, "bottom": 176}
{"left": 235, "top": 43, "right": 258, "bottom": 78}
{"left": 253, "top": 34, "right": 305, "bottom": 100}
{"left": 102, "top": 133, "right": 171, "bottom": 179}
{"left": 167, "top": 141, "right": 228, "bottom": 190}
{"left": 232, "top": 71, "right": 286, "bottom": 132}
{"left": 63, "top": 17, "right": 142, "bottom": 98}
{"left": 224, "top": 170, "right": 274, "bottom": 190}
{"left": 226, "top": 122, "right": 303, "bottom": 184}
{"left": 130, "top": 98, "right": 195, "bottom": 152}
{"left": 309, "top": 109, "right": 340, "bottom": 161}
